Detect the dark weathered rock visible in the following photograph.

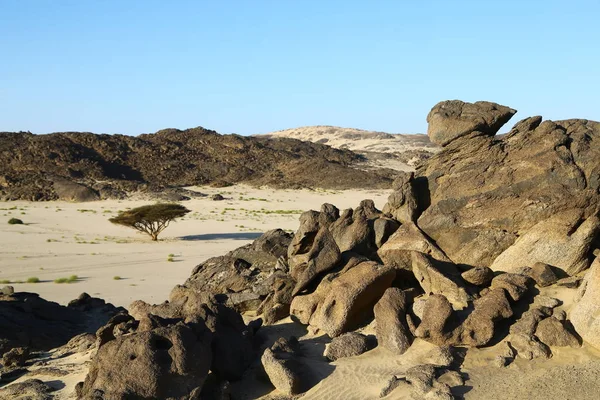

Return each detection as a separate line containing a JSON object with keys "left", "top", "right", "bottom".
{"left": 0, "top": 292, "right": 122, "bottom": 357}
{"left": 184, "top": 229, "right": 293, "bottom": 312}
{"left": 0, "top": 129, "right": 394, "bottom": 201}
{"left": 211, "top": 193, "right": 225, "bottom": 201}
{"left": 325, "top": 332, "right": 372, "bottom": 361}
{"left": 309, "top": 261, "right": 396, "bottom": 337}
{"left": 373, "top": 217, "right": 400, "bottom": 248}
{"left": 79, "top": 320, "right": 213, "bottom": 399}
{"left": 461, "top": 266, "right": 494, "bottom": 286}
{"left": 1, "top": 347, "right": 29, "bottom": 368}
{"left": 510, "top": 308, "right": 548, "bottom": 336}
{"left": 529, "top": 262, "right": 559, "bottom": 287}
{"left": 374, "top": 288, "right": 412, "bottom": 354}
{"left": 426, "top": 100, "right": 517, "bottom": 146}
{"left": 291, "top": 228, "right": 341, "bottom": 296}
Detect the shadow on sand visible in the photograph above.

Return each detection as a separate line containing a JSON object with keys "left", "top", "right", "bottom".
{"left": 178, "top": 232, "right": 263, "bottom": 241}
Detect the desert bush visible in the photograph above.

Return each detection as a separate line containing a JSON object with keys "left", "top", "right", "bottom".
{"left": 26, "top": 277, "right": 40, "bottom": 283}
{"left": 8, "top": 218, "right": 23, "bottom": 225}
{"left": 109, "top": 203, "right": 190, "bottom": 241}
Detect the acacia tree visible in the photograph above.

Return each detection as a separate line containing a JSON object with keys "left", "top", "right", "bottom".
{"left": 109, "top": 203, "right": 190, "bottom": 241}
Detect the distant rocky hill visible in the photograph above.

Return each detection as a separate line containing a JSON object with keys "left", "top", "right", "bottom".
{"left": 0, "top": 127, "right": 396, "bottom": 201}
{"left": 259, "top": 126, "right": 439, "bottom": 171}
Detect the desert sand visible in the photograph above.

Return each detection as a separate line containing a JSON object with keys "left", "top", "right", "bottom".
{"left": 0, "top": 185, "right": 389, "bottom": 308}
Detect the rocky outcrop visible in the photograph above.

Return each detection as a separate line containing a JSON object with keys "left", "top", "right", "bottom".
{"left": 415, "top": 104, "right": 600, "bottom": 274}
{"left": 0, "top": 292, "right": 123, "bottom": 357}
{"left": 0, "top": 128, "right": 394, "bottom": 201}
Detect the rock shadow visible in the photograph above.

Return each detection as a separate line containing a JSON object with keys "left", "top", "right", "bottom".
{"left": 178, "top": 232, "right": 263, "bottom": 241}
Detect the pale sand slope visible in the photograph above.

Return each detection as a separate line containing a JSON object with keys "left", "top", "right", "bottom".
{"left": 0, "top": 185, "right": 389, "bottom": 308}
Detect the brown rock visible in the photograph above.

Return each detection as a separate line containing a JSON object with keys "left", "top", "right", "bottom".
{"left": 374, "top": 288, "right": 413, "bottom": 354}
{"left": 508, "top": 333, "right": 551, "bottom": 360}
{"left": 291, "top": 228, "right": 341, "bottom": 296}
{"left": 412, "top": 252, "right": 470, "bottom": 309}
{"left": 426, "top": 100, "right": 517, "bottom": 146}
{"left": 456, "top": 288, "right": 513, "bottom": 347}
{"left": 461, "top": 266, "right": 494, "bottom": 286}
{"left": 325, "top": 332, "right": 372, "bottom": 361}
{"left": 79, "top": 321, "right": 213, "bottom": 399}
{"left": 529, "top": 262, "right": 559, "bottom": 287}
{"left": 570, "top": 258, "right": 600, "bottom": 350}
{"left": 414, "top": 295, "right": 455, "bottom": 346}
{"left": 490, "top": 273, "right": 532, "bottom": 301}
{"left": 2, "top": 347, "right": 29, "bottom": 367}
{"left": 309, "top": 261, "right": 395, "bottom": 337}
{"left": 535, "top": 317, "right": 580, "bottom": 348}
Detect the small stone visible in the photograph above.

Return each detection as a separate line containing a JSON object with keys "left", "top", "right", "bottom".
{"left": 493, "top": 355, "right": 509, "bottom": 367}
{"left": 437, "top": 370, "right": 463, "bottom": 387}
{"left": 553, "top": 309, "right": 567, "bottom": 321}
{"left": 211, "top": 194, "right": 225, "bottom": 201}
{"left": 1, "top": 285, "right": 14, "bottom": 295}
{"left": 556, "top": 276, "right": 583, "bottom": 288}
{"left": 529, "top": 262, "right": 559, "bottom": 287}
{"left": 461, "top": 267, "right": 494, "bottom": 286}
{"left": 534, "top": 295, "right": 562, "bottom": 309}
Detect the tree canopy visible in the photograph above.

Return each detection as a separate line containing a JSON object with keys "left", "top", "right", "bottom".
{"left": 109, "top": 203, "right": 190, "bottom": 241}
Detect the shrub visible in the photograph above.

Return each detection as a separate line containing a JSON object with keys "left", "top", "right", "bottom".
{"left": 26, "top": 277, "right": 40, "bottom": 283}
{"left": 54, "top": 275, "right": 78, "bottom": 284}
{"left": 113, "top": 276, "right": 122, "bottom": 280}
{"left": 8, "top": 218, "right": 23, "bottom": 225}
{"left": 109, "top": 203, "right": 190, "bottom": 241}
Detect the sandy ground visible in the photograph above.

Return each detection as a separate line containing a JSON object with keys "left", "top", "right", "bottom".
{"left": 0, "top": 185, "right": 389, "bottom": 308}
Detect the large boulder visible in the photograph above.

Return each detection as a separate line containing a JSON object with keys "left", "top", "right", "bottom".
{"left": 426, "top": 100, "right": 517, "bottom": 146}
{"left": 416, "top": 113, "right": 600, "bottom": 271}
{"left": 570, "top": 258, "right": 600, "bottom": 349}
{"left": 374, "top": 288, "right": 413, "bottom": 354}
{"left": 78, "top": 320, "right": 213, "bottom": 399}
{"left": 490, "top": 211, "right": 600, "bottom": 276}
{"left": 377, "top": 223, "right": 451, "bottom": 270}
{"left": 308, "top": 261, "right": 396, "bottom": 337}
{"left": 411, "top": 252, "right": 470, "bottom": 309}
{"left": 290, "top": 228, "right": 341, "bottom": 296}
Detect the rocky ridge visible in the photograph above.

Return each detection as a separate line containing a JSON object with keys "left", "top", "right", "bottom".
{"left": 0, "top": 127, "right": 395, "bottom": 201}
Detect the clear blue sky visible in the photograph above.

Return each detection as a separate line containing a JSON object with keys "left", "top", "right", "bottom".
{"left": 1, "top": 0, "right": 598, "bottom": 136}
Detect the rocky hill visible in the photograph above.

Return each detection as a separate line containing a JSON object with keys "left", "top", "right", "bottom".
{"left": 0, "top": 127, "right": 396, "bottom": 201}
{"left": 259, "top": 125, "right": 439, "bottom": 171}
